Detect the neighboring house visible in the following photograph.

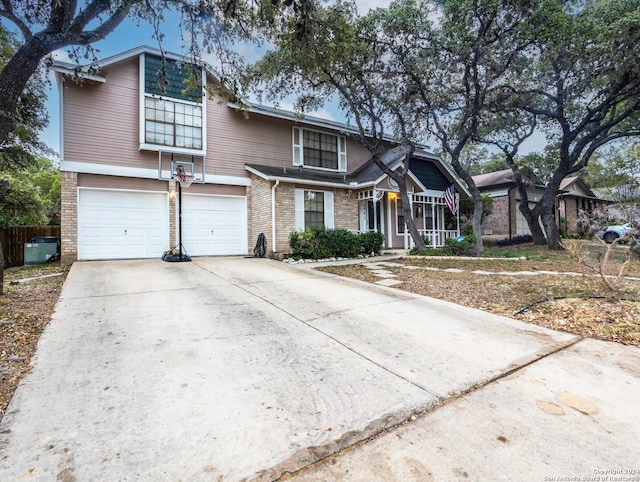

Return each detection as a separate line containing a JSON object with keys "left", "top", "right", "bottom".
{"left": 54, "top": 46, "right": 467, "bottom": 262}
{"left": 556, "top": 177, "right": 607, "bottom": 234}
{"left": 473, "top": 169, "right": 607, "bottom": 238}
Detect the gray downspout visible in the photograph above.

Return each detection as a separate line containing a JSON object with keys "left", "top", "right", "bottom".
{"left": 271, "top": 180, "right": 279, "bottom": 253}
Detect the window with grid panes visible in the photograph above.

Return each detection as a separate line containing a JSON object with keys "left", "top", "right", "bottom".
{"left": 143, "top": 55, "right": 203, "bottom": 150}
{"left": 303, "top": 130, "right": 338, "bottom": 170}
{"left": 304, "top": 191, "right": 325, "bottom": 228}
{"left": 145, "top": 98, "right": 202, "bottom": 149}
{"left": 397, "top": 198, "right": 405, "bottom": 234}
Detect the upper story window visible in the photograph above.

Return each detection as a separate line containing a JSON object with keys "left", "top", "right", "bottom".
{"left": 145, "top": 98, "right": 202, "bottom": 149}
{"left": 141, "top": 54, "right": 205, "bottom": 153}
{"left": 292, "top": 127, "right": 346, "bottom": 172}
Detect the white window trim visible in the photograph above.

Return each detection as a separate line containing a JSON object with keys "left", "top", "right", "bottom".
{"left": 295, "top": 189, "right": 335, "bottom": 231}
{"left": 292, "top": 127, "right": 347, "bottom": 173}
{"left": 139, "top": 53, "right": 207, "bottom": 155}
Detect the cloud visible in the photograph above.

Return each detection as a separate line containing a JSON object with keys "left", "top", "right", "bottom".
{"left": 275, "top": 101, "right": 338, "bottom": 122}
{"left": 354, "top": 0, "right": 392, "bottom": 14}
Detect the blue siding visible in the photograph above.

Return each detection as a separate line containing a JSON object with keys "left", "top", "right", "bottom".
{"left": 409, "top": 158, "right": 450, "bottom": 191}
{"left": 145, "top": 55, "right": 201, "bottom": 102}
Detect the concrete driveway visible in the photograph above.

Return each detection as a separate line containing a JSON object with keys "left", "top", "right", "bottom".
{"left": 0, "top": 257, "right": 638, "bottom": 481}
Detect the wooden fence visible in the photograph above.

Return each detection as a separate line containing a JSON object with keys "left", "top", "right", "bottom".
{"left": 0, "top": 226, "right": 61, "bottom": 268}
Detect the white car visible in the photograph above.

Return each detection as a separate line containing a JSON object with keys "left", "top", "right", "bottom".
{"left": 596, "top": 222, "right": 636, "bottom": 244}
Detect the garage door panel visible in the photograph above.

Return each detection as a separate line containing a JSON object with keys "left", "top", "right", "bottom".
{"left": 78, "top": 189, "right": 169, "bottom": 260}
{"left": 181, "top": 194, "right": 247, "bottom": 256}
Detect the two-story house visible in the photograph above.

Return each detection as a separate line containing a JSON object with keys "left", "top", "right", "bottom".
{"left": 54, "top": 46, "right": 466, "bottom": 262}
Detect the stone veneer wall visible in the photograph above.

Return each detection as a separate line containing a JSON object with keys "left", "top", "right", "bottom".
{"left": 61, "top": 171, "right": 78, "bottom": 264}
{"left": 273, "top": 182, "right": 296, "bottom": 254}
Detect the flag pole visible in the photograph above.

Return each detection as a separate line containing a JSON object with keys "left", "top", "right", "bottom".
{"left": 456, "top": 194, "right": 460, "bottom": 236}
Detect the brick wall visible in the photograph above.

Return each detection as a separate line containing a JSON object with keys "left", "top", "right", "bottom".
{"left": 61, "top": 171, "right": 78, "bottom": 264}
{"left": 248, "top": 177, "right": 360, "bottom": 257}
{"left": 481, "top": 195, "right": 509, "bottom": 236}
{"left": 248, "top": 175, "right": 273, "bottom": 254}
{"left": 334, "top": 189, "right": 359, "bottom": 231}
{"left": 274, "top": 182, "right": 296, "bottom": 254}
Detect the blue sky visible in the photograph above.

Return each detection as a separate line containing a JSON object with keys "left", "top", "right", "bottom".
{"left": 26, "top": 1, "right": 543, "bottom": 158}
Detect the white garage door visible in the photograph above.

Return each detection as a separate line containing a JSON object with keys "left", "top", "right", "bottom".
{"left": 180, "top": 194, "right": 247, "bottom": 256}
{"left": 78, "top": 189, "right": 169, "bottom": 260}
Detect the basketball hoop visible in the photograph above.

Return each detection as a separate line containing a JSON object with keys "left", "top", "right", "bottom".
{"left": 175, "top": 173, "right": 194, "bottom": 188}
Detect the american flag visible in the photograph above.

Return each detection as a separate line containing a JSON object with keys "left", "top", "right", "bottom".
{"left": 444, "top": 184, "right": 458, "bottom": 215}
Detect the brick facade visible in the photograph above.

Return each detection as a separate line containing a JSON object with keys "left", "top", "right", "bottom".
{"left": 334, "top": 189, "right": 359, "bottom": 231}
{"left": 248, "top": 174, "right": 360, "bottom": 257}
{"left": 480, "top": 195, "right": 510, "bottom": 236}
{"left": 60, "top": 171, "right": 78, "bottom": 264}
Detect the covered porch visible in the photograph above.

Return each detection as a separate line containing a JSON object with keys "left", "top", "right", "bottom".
{"left": 357, "top": 189, "right": 459, "bottom": 249}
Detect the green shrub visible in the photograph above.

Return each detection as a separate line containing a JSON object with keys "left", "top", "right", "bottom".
{"left": 289, "top": 228, "right": 385, "bottom": 259}
{"left": 410, "top": 235, "right": 477, "bottom": 256}
{"left": 324, "top": 228, "right": 361, "bottom": 258}
{"left": 289, "top": 229, "right": 318, "bottom": 259}
{"left": 443, "top": 234, "right": 477, "bottom": 256}
{"left": 360, "top": 231, "right": 384, "bottom": 255}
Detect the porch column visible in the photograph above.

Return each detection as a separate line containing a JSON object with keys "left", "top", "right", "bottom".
{"left": 431, "top": 199, "right": 436, "bottom": 248}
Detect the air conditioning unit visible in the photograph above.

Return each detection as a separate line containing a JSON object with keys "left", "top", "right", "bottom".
{"left": 24, "top": 237, "right": 60, "bottom": 265}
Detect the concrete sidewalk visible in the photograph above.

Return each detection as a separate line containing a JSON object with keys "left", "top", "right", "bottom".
{"left": 290, "top": 338, "right": 640, "bottom": 481}
{"left": 0, "top": 257, "right": 636, "bottom": 481}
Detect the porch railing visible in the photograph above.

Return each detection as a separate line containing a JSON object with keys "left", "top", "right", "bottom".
{"left": 414, "top": 229, "right": 459, "bottom": 248}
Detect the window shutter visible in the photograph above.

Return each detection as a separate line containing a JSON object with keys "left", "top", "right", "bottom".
{"left": 292, "top": 127, "right": 302, "bottom": 166}
{"left": 324, "top": 191, "right": 334, "bottom": 229}
{"left": 295, "top": 189, "right": 305, "bottom": 230}
{"left": 338, "top": 136, "right": 347, "bottom": 172}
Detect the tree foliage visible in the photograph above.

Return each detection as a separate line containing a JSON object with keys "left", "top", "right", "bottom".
{"left": 0, "top": 0, "right": 320, "bottom": 148}
{"left": 486, "top": 0, "right": 640, "bottom": 249}
{"left": 583, "top": 140, "right": 640, "bottom": 202}
{"left": 0, "top": 156, "right": 60, "bottom": 227}
{"left": 248, "top": 0, "right": 430, "bottom": 249}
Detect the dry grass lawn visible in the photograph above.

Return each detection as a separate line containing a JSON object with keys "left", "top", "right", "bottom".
{"left": 0, "top": 263, "right": 67, "bottom": 421}
{"left": 318, "top": 242, "right": 640, "bottom": 347}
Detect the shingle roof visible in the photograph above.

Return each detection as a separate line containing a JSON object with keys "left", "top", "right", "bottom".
{"left": 245, "top": 164, "right": 353, "bottom": 188}
{"left": 349, "top": 145, "right": 412, "bottom": 184}
{"left": 472, "top": 169, "right": 514, "bottom": 188}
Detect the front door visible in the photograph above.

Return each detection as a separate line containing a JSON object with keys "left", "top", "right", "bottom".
{"left": 367, "top": 200, "right": 382, "bottom": 232}
{"left": 360, "top": 199, "right": 386, "bottom": 246}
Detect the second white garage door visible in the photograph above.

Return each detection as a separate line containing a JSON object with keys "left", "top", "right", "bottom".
{"left": 180, "top": 194, "right": 247, "bottom": 256}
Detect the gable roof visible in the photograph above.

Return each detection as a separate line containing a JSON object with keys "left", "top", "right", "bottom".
{"left": 52, "top": 45, "right": 210, "bottom": 82}
{"left": 559, "top": 176, "right": 598, "bottom": 198}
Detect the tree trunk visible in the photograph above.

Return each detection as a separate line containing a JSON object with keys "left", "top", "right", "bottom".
{"left": 399, "top": 178, "right": 426, "bottom": 250}
{"left": 519, "top": 205, "right": 546, "bottom": 245}
{"left": 541, "top": 210, "right": 563, "bottom": 250}
{"left": 450, "top": 157, "right": 484, "bottom": 255}
{"left": 370, "top": 144, "right": 426, "bottom": 251}
{"left": 0, "top": 242, "right": 4, "bottom": 296}
{"left": 470, "top": 192, "right": 484, "bottom": 255}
